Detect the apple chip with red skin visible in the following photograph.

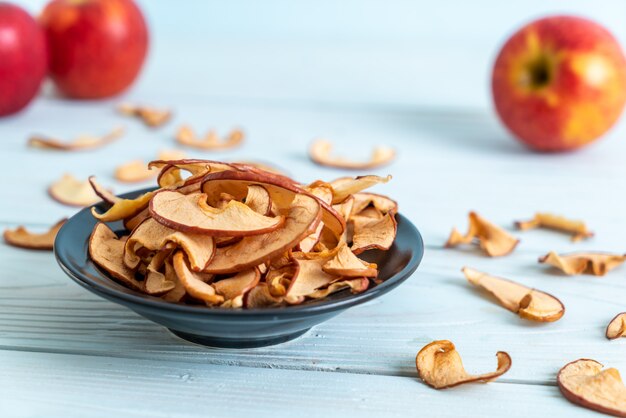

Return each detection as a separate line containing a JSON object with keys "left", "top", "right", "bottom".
{"left": 150, "top": 159, "right": 235, "bottom": 188}
{"left": 176, "top": 125, "right": 244, "bottom": 150}
{"left": 144, "top": 245, "right": 176, "bottom": 295}
{"left": 309, "top": 139, "right": 395, "bottom": 170}
{"left": 558, "top": 359, "right": 626, "bottom": 417}
{"left": 322, "top": 244, "right": 377, "bottom": 278}
{"left": 3, "top": 218, "right": 67, "bottom": 250}
{"left": 307, "top": 278, "right": 370, "bottom": 299}
{"left": 29, "top": 126, "right": 124, "bottom": 151}
{"left": 150, "top": 191, "right": 284, "bottom": 236}
{"left": 446, "top": 212, "right": 519, "bottom": 257}
{"left": 462, "top": 267, "right": 564, "bottom": 322}
{"left": 329, "top": 175, "right": 392, "bottom": 204}
{"left": 539, "top": 251, "right": 626, "bottom": 276}
{"left": 91, "top": 191, "right": 155, "bottom": 223}
{"left": 351, "top": 213, "right": 397, "bottom": 255}
{"left": 88, "top": 176, "right": 119, "bottom": 205}
{"left": 516, "top": 212, "right": 593, "bottom": 242}
{"left": 299, "top": 183, "right": 333, "bottom": 252}
{"left": 213, "top": 268, "right": 261, "bottom": 303}
{"left": 606, "top": 313, "right": 626, "bottom": 340}
{"left": 49, "top": 174, "right": 101, "bottom": 207}
{"left": 416, "top": 340, "right": 511, "bottom": 389}
{"left": 351, "top": 192, "right": 398, "bottom": 217}
{"left": 124, "top": 218, "right": 215, "bottom": 271}
{"left": 173, "top": 251, "right": 224, "bottom": 306}
{"left": 118, "top": 103, "right": 171, "bottom": 128}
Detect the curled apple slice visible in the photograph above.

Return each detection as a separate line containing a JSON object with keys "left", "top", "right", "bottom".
{"left": 309, "top": 139, "right": 395, "bottom": 170}
{"left": 446, "top": 212, "right": 519, "bottom": 257}
{"left": 118, "top": 103, "right": 171, "bottom": 127}
{"left": 516, "top": 212, "right": 593, "bottom": 242}
{"left": 150, "top": 159, "right": 235, "bottom": 188}
{"left": 28, "top": 126, "right": 124, "bottom": 151}
{"left": 286, "top": 254, "right": 335, "bottom": 301}
{"left": 416, "top": 340, "right": 512, "bottom": 389}
{"left": 150, "top": 191, "right": 284, "bottom": 236}
{"left": 231, "top": 160, "right": 287, "bottom": 176}
{"left": 558, "top": 359, "right": 626, "bottom": 417}
{"left": 49, "top": 174, "right": 101, "bottom": 207}
{"left": 351, "top": 213, "right": 397, "bottom": 255}
{"left": 322, "top": 244, "right": 377, "bottom": 277}
{"left": 308, "top": 278, "right": 369, "bottom": 298}
{"left": 91, "top": 191, "right": 154, "bottom": 222}
{"left": 213, "top": 268, "right": 261, "bottom": 301}
{"left": 606, "top": 313, "right": 626, "bottom": 340}
{"left": 539, "top": 251, "right": 626, "bottom": 276}
{"left": 351, "top": 192, "right": 398, "bottom": 217}
{"left": 124, "top": 218, "right": 215, "bottom": 271}
{"left": 173, "top": 251, "right": 224, "bottom": 306}
{"left": 462, "top": 267, "right": 564, "bottom": 322}
{"left": 89, "top": 223, "right": 142, "bottom": 291}
{"left": 298, "top": 183, "right": 333, "bottom": 252}
{"left": 244, "top": 185, "right": 272, "bottom": 215}
{"left": 88, "top": 176, "right": 119, "bottom": 205}
{"left": 3, "top": 218, "right": 66, "bottom": 250}
{"left": 203, "top": 193, "right": 321, "bottom": 274}
{"left": 144, "top": 246, "right": 176, "bottom": 295}
{"left": 329, "top": 175, "right": 392, "bottom": 204}
{"left": 244, "top": 283, "right": 284, "bottom": 308}
{"left": 161, "top": 260, "right": 187, "bottom": 303}
{"left": 176, "top": 125, "right": 244, "bottom": 150}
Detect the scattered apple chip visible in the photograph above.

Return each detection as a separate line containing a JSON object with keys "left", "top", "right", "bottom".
{"left": 309, "top": 139, "right": 395, "bottom": 170}
{"left": 117, "top": 103, "right": 171, "bottom": 127}
{"left": 87, "top": 159, "right": 398, "bottom": 309}
{"left": 539, "top": 251, "right": 626, "bottom": 276}
{"left": 88, "top": 176, "right": 119, "bottom": 205}
{"left": 28, "top": 126, "right": 124, "bottom": 151}
{"left": 558, "top": 359, "right": 626, "bottom": 417}
{"left": 175, "top": 125, "right": 244, "bottom": 150}
{"left": 446, "top": 212, "right": 519, "bottom": 257}
{"left": 515, "top": 212, "right": 593, "bottom": 242}
{"left": 462, "top": 267, "right": 564, "bottom": 322}
{"left": 606, "top": 313, "right": 626, "bottom": 340}
{"left": 416, "top": 340, "right": 512, "bottom": 389}
{"left": 3, "top": 218, "right": 67, "bottom": 250}
{"left": 150, "top": 190, "right": 284, "bottom": 236}
{"left": 49, "top": 174, "right": 101, "bottom": 207}
{"left": 329, "top": 175, "right": 392, "bottom": 204}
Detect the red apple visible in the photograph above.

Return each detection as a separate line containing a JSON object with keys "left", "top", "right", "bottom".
{"left": 40, "top": 0, "right": 148, "bottom": 99}
{"left": 492, "top": 16, "right": 626, "bottom": 151}
{"left": 0, "top": 3, "right": 47, "bottom": 116}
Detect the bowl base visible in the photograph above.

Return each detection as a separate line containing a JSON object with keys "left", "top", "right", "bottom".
{"left": 169, "top": 328, "right": 310, "bottom": 348}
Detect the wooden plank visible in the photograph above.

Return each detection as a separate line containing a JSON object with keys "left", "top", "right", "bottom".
{"left": 0, "top": 350, "right": 592, "bottom": 418}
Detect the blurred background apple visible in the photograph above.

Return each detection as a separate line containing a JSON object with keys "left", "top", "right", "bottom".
{"left": 40, "top": 0, "right": 148, "bottom": 99}
{"left": 0, "top": 2, "right": 47, "bottom": 116}
{"left": 492, "top": 15, "right": 626, "bottom": 152}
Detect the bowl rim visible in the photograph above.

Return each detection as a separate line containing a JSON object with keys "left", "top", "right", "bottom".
{"left": 55, "top": 187, "right": 424, "bottom": 319}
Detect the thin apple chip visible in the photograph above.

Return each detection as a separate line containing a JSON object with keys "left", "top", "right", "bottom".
{"left": 309, "top": 139, "right": 395, "bottom": 170}
{"left": 173, "top": 251, "right": 224, "bottom": 305}
{"left": 161, "top": 260, "right": 187, "bottom": 302}
{"left": 539, "top": 251, "right": 626, "bottom": 276}
{"left": 244, "top": 185, "right": 272, "bottom": 215}
{"left": 150, "top": 191, "right": 284, "bottom": 236}
{"left": 446, "top": 212, "right": 519, "bottom": 257}
{"left": 91, "top": 192, "right": 154, "bottom": 222}
{"left": 351, "top": 192, "right": 398, "bottom": 217}
{"left": 232, "top": 161, "right": 287, "bottom": 176}
{"left": 416, "top": 340, "right": 511, "bottom": 389}
{"left": 299, "top": 183, "right": 333, "bottom": 252}
{"left": 244, "top": 283, "right": 284, "bottom": 308}
{"left": 124, "top": 218, "right": 215, "bottom": 271}
{"left": 557, "top": 359, "right": 626, "bottom": 416}
{"left": 322, "top": 244, "right": 377, "bottom": 277}
{"left": 307, "top": 278, "right": 370, "bottom": 298}
{"left": 515, "top": 213, "right": 593, "bottom": 242}
{"left": 351, "top": 213, "right": 397, "bottom": 254}
{"left": 88, "top": 176, "right": 119, "bottom": 205}
{"left": 606, "top": 313, "right": 626, "bottom": 340}
{"left": 286, "top": 254, "right": 335, "bottom": 300}
{"left": 213, "top": 268, "right": 260, "bottom": 301}
{"left": 329, "top": 175, "right": 392, "bottom": 204}
{"left": 144, "top": 246, "right": 176, "bottom": 295}
{"left": 462, "top": 267, "right": 564, "bottom": 322}
{"left": 3, "top": 218, "right": 67, "bottom": 250}
{"left": 28, "top": 126, "right": 124, "bottom": 151}
{"left": 49, "top": 174, "right": 101, "bottom": 207}
{"left": 176, "top": 125, "right": 244, "bottom": 150}
{"left": 89, "top": 223, "right": 143, "bottom": 291}
{"left": 118, "top": 103, "right": 171, "bottom": 127}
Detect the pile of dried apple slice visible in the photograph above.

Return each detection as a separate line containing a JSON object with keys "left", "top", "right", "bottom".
{"left": 88, "top": 159, "right": 397, "bottom": 308}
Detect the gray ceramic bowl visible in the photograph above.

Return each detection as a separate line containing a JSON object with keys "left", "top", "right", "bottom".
{"left": 55, "top": 188, "right": 424, "bottom": 348}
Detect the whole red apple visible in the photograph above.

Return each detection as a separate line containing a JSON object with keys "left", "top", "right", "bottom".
{"left": 492, "top": 16, "right": 626, "bottom": 151}
{"left": 0, "top": 2, "right": 47, "bottom": 116}
{"left": 40, "top": 0, "right": 148, "bottom": 99}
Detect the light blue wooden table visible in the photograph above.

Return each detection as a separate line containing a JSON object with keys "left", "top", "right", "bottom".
{"left": 2, "top": 1, "right": 626, "bottom": 416}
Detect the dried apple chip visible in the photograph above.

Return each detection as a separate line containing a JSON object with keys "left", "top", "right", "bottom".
{"left": 462, "top": 267, "right": 564, "bottom": 322}
{"left": 309, "top": 139, "right": 395, "bottom": 170}
{"left": 244, "top": 283, "right": 284, "bottom": 308}
{"left": 558, "top": 359, "right": 626, "bottom": 417}
{"left": 203, "top": 193, "right": 321, "bottom": 274}
{"left": 308, "top": 278, "right": 370, "bottom": 299}
{"left": 244, "top": 185, "right": 272, "bottom": 215}
{"left": 118, "top": 103, "right": 171, "bottom": 127}
{"left": 88, "top": 176, "right": 119, "bottom": 205}
{"left": 89, "top": 223, "right": 142, "bottom": 291}
{"left": 173, "top": 251, "right": 224, "bottom": 305}
{"left": 516, "top": 212, "right": 593, "bottom": 242}
{"left": 176, "top": 125, "right": 244, "bottom": 150}
{"left": 150, "top": 190, "right": 284, "bottom": 236}
{"left": 213, "top": 268, "right": 260, "bottom": 301}
{"left": 416, "top": 340, "right": 512, "bottom": 389}
{"left": 144, "top": 246, "right": 176, "bottom": 295}
{"left": 322, "top": 244, "right": 377, "bottom": 278}
{"left": 329, "top": 175, "right": 392, "bottom": 204}
{"left": 299, "top": 183, "right": 333, "bottom": 252}
{"left": 91, "top": 191, "right": 154, "bottom": 223}
{"left": 351, "top": 192, "right": 398, "bottom": 217}
{"left": 446, "top": 212, "right": 519, "bottom": 257}
{"left": 539, "top": 251, "right": 626, "bottom": 276}
{"left": 286, "top": 254, "right": 336, "bottom": 300}
{"left": 124, "top": 218, "right": 215, "bottom": 271}
{"left": 3, "top": 218, "right": 66, "bottom": 250}
{"left": 49, "top": 174, "right": 101, "bottom": 207}
{"left": 351, "top": 213, "right": 397, "bottom": 255}
{"left": 28, "top": 126, "right": 124, "bottom": 151}
{"left": 161, "top": 260, "right": 187, "bottom": 303}
{"left": 606, "top": 313, "right": 626, "bottom": 340}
